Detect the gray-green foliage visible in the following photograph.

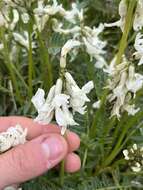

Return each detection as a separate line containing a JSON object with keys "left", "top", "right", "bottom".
{"left": 1, "top": 0, "right": 143, "bottom": 189}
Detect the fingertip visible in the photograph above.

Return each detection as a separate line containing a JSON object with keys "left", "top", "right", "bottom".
{"left": 41, "top": 133, "right": 68, "bottom": 169}
{"left": 66, "top": 131, "right": 80, "bottom": 152}
{"left": 65, "top": 153, "right": 81, "bottom": 173}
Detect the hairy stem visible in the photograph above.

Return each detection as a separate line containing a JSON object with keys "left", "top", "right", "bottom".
{"left": 37, "top": 30, "right": 53, "bottom": 91}
{"left": 116, "top": 0, "right": 137, "bottom": 65}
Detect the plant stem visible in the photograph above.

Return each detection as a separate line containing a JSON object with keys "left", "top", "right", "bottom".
{"left": 101, "top": 117, "right": 116, "bottom": 155}
{"left": 89, "top": 89, "right": 108, "bottom": 138}
{"left": 82, "top": 148, "right": 88, "bottom": 169}
{"left": 60, "top": 132, "right": 67, "bottom": 186}
{"left": 103, "top": 117, "right": 116, "bottom": 138}
{"left": 82, "top": 111, "right": 90, "bottom": 169}
{"left": 116, "top": 0, "right": 137, "bottom": 65}
{"left": 11, "top": 64, "right": 29, "bottom": 90}
{"left": 102, "top": 0, "right": 137, "bottom": 167}
{"left": 1, "top": 29, "right": 22, "bottom": 105}
{"left": 37, "top": 30, "right": 53, "bottom": 91}
{"left": 60, "top": 159, "right": 65, "bottom": 186}
{"left": 28, "top": 30, "right": 34, "bottom": 98}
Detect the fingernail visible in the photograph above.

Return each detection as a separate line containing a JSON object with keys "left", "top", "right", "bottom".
{"left": 42, "top": 136, "right": 64, "bottom": 161}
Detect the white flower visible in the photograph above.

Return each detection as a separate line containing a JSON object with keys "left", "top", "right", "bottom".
{"left": 34, "top": 14, "right": 49, "bottom": 32}
{"left": 50, "top": 4, "right": 106, "bottom": 69}
{"left": 92, "top": 100, "right": 101, "bottom": 109}
{"left": 104, "top": 0, "right": 143, "bottom": 32}
{"left": 134, "top": 33, "right": 143, "bottom": 65}
{"left": 34, "top": 0, "right": 64, "bottom": 16}
{"left": 65, "top": 72, "right": 94, "bottom": 114}
{"left": 13, "top": 31, "right": 37, "bottom": 50}
{"left": 131, "top": 162, "right": 141, "bottom": 172}
{"left": 62, "top": 3, "right": 84, "bottom": 23}
{"left": 52, "top": 19, "right": 81, "bottom": 35}
{"left": 104, "top": 0, "right": 127, "bottom": 32}
{"left": 0, "top": 12, "right": 6, "bottom": 27}
{"left": 83, "top": 24, "right": 107, "bottom": 68}
{"left": 105, "top": 56, "right": 142, "bottom": 118}
{"left": 33, "top": 0, "right": 58, "bottom": 31}
{"left": 33, "top": 0, "right": 63, "bottom": 32}
{"left": 9, "top": 43, "right": 18, "bottom": 62}
{"left": 140, "top": 147, "right": 143, "bottom": 152}
{"left": 0, "top": 43, "right": 4, "bottom": 50}
{"left": 133, "top": 144, "right": 138, "bottom": 150}
{"left": 123, "top": 144, "right": 143, "bottom": 172}
{"left": 123, "top": 149, "right": 130, "bottom": 160}
{"left": 126, "top": 65, "right": 143, "bottom": 96}
{"left": 21, "top": 12, "right": 30, "bottom": 24}
{"left": 32, "top": 86, "right": 56, "bottom": 124}
{"left": 60, "top": 40, "right": 81, "bottom": 68}
{"left": 0, "top": 9, "right": 19, "bottom": 30}
{"left": 10, "top": 9, "right": 19, "bottom": 30}
{"left": 123, "top": 104, "right": 140, "bottom": 116}
{"left": 104, "top": 56, "right": 128, "bottom": 76}
{"left": 32, "top": 78, "right": 78, "bottom": 135}
{"left": 110, "top": 97, "right": 122, "bottom": 118}
{"left": 34, "top": 0, "right": 48, "bottom": 16}
{"left": 133, "top": 0, "right": 143, "bottom": 31}
{"left": 109, "top": 71, "right": 128, "bottom": 117}
{"left": 0, "top": 124, "right": 27, "bottom": 153}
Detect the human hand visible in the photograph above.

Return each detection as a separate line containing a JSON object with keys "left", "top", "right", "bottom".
{"left": 0, "top": 117, "right": 81, "bottom": 189}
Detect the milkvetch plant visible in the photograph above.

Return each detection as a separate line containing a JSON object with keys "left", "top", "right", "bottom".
{"left": 1, "top": 0, "right": 143, "bottom": 189}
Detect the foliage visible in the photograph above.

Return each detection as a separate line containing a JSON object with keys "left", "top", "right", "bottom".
{"left": 1, "top": 0, "right": 143, "bottom": 189}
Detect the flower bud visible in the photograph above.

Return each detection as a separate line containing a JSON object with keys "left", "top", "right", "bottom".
{"left": 55, "top": 78, "right": 63, "bottom": 95}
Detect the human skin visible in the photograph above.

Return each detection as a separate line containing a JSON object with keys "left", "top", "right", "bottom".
{"left": 0, "top": 117, "right": 81, "bottom": 189}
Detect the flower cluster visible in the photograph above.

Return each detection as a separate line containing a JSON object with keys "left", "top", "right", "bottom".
{"left": 105, "top": 0, "right": 143, "bottom": 32}
{"left": 32, "top": 72, "right": 94, "bottom": 135}
{"left": 0, "top": 0, "right": 107, "bottom": 66}
{"left": 123, "top": 144, "right": 143, "bottom": 172}
{"left": 104, "top": 56, "right": 143, "bottom": 118}
{"left": 134, "top": 32, "right": 143, "bottom": 66}
{"left": 53, "top": 14, "right": 107, "bottom": 69}
{"left": 0, "top": 7, "right": 19, "bottom": 30}
{"left": 0, "top": 124, "right": 27, "bottom": 153}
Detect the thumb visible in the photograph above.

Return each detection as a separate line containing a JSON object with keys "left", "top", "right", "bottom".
{"left": 0, "top": 134, "right": 68, "bottom": 188}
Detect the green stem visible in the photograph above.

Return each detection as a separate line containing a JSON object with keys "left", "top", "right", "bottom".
{"left": 112, "top": 113, "right": 128, "bottom": 143}
{"left": 60, "top": 132, "right": 67, "bottom": 186}
{"left": 82, "top": 148, "right": 88, "bottom": 169}
{"left": 1, "top": 29, "right": 22, "bottom": 105}
{"left": 116, "top": 0, "right": 137, "bottom": 65}
{"left": 11, "top": 64, "right": 29, "bottom": 90}
{"left": 102, "top": 0, "right": 137, "bottom": 167}
{"left": 60, "top": 159, "right": 65, "bottom": 186}
{"left": 82, "top": 111, "right": 90, "bottom": 169}
{"left": 89, "top": 89, "right": 108, "bottom": 138}
{"left": 28, "top": 30, "right": 33, "bottom": 98}
{"left": 37, "top": 30, "right": 53, "bottom": 91}
{"left": 103, "top": 117, "right": 116, "bottom": 138}
{"left": 101, "top": 117, "right": 116, "bottom": 155}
